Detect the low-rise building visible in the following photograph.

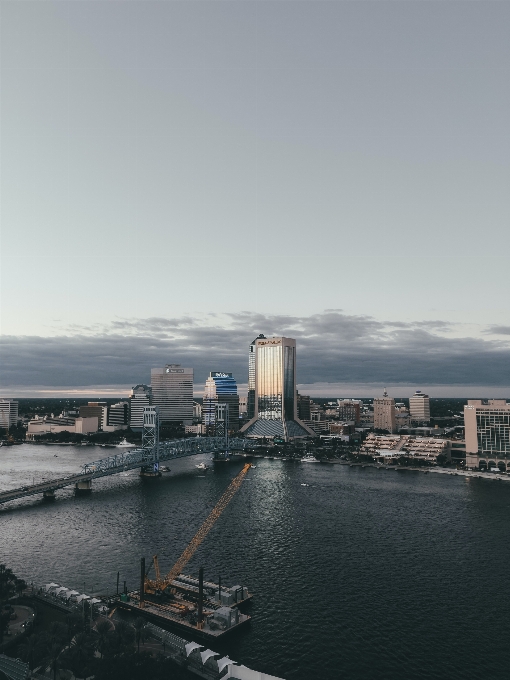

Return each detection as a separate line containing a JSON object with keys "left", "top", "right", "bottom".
{"left": 329, "top": 421, "right": 356, "bottom": 436}
{"left": 27, "top": 416, "right": 98, "bottom": 439}
{"left": 337, "top": 400, "right": 361, "bottom": 425}
{"left": 361, "top": 433, "right": 449, "bottom": 462}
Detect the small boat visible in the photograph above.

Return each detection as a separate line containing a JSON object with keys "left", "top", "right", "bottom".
{"left": 116, "top": 438, "right": 135, "bottom": 448}
{"left": 301, "top": 454, "right": 319, "bottom": 463}
{"left": 195, "top": 462, "right": 209, "bottom": 471}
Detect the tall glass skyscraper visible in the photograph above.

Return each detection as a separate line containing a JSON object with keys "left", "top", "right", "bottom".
{"left": 203, "top": 372, "right": 240, "bottom": 434}
{"left": 241, "top": 337, "right": 313, "bottom": 441}
{"left": 247, "top": 334, "right": 265, "bottom": 420}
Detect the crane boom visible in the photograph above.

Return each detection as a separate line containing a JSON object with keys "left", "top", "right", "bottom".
{"left": 151, "top": 463, "right": 251, "bottom": 592}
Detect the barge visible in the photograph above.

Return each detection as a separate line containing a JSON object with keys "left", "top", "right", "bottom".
{"left": 118, "top": 591, "right": 250, "bottom": 640}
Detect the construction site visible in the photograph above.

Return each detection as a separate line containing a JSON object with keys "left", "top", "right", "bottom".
{"left": 115, "top": 463, "right": 253, "bottom": 640}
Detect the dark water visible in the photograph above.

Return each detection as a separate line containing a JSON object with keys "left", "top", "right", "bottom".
{"left": 2, "top": 444, "right": 510, "bottom": 680}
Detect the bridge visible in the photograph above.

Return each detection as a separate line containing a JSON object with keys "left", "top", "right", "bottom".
{"left": 0, "top": 407, "right": 261, "bottom": 506}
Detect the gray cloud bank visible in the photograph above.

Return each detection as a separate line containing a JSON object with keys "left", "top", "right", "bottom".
{"left": 1, "top": 312, "right": 510, "bottom": 390}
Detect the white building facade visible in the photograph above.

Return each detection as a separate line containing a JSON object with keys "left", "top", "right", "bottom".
{"left": 0, "top": 399, "right": 18, "bottom": 429}
{"left": 373, "top": 391, "right": 396, "bottom": 433}
{"left": 409, "top": 391, "right": 431, "bottom": 424}
{"left": 129, "top": 384, "right": 152, "bottom": 430}
{"left": 151, "top": 364, "right": 193, "bottom": 425}
{"left": 465, "top": 400, "right": 510, "bottom": 470}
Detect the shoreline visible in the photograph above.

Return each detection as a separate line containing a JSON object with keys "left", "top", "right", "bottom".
{"left": 342, "top": 461, "right": 510, "bottom": 482}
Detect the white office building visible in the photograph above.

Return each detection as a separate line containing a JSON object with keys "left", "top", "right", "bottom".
{"left": 129, "top": 384, "right": 152, "bottom": 430}
{"left": 409, "top": 391, "right": 430, "bottom": 424}
{"left": 0, "top": 399, "right": 19, "bottom": 429}
{"left": 151, "top": 365, "right": 193, "bottom": 425}
{"left": 373, "top": 390, "right": 396, "bottom": 433}
{"left": 465, "top": 399, "right": 510, "bottom": 470}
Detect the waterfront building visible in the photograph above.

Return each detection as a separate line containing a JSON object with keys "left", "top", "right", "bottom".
{"left": 108, "top": 400, "right": 129, "bottom": 429}
{"left": 129, "top": 385, "right": 152, "bottom": 431}
{"left": 409, "top": 390, "right": 431, "bottom": 424}
{"left": 0, "top": 399, "right": 18, "bottom": 429}
{"left": 247, "top": 335, "right": 266, "bottom": 420}
{"left": 151, "top": 364, "right": 193, "bottom": 425}
{"left": 464, "top": 399, "right": 510, "bottom": 470}
{"left": 79, "top": 402, "right": 108, "bottom": 430}
{"left": 241, "top": 336, "right": 314, "bottom": 440}
{"left": 361, "top": 432, "right": 449, "bottom": 462}
{"left": 337, "top": 399, "right": 361, "bottom": 425}
{"left": 202, "top": 372, "right": 240, "bottom": 435}
{"left": 373, "top": 390, "right": 396, "bottom": 433}
{"left": 27, "top": 416, "right": 98, "bottom": 439}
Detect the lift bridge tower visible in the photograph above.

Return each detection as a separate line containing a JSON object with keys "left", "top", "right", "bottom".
{"left": 141, "top": 406, "right": 160, "bottom": 476}
{"left": 212, "top": 403, "right": 230, "bottom": 461}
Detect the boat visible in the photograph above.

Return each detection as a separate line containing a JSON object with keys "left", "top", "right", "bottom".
{"left": 301, "top": 454, "right": 320, "bottom": 463}
{"left": 195, "top": 462, "right": 209, "bottom": 471}
{"left": 116, "top": 438, "right": 135, "bottom": 448}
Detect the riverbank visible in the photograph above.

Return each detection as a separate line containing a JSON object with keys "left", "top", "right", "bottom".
{"left": 341, "top": 461, "right": 510, "bottom": 482}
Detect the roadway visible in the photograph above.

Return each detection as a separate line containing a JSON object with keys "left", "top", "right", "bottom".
{"left": 0, "top": 437, "right": 259, "bottom": 506}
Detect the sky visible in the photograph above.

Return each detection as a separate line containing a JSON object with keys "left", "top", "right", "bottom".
{"left": 1, "top": 1, "right": 510, "bottom": 397}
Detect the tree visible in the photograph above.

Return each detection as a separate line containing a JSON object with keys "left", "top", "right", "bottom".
{"left": 16, "top": 578, "right": 27, "bottom": 598}
{"left": 95, "top": 619, "right": 112, "bottom": 658}
{"left": 66, "top": 612, "right": 84, "bottom": 644}
{"left": 114, "top": 620, "right": 135, "bottom": 647}
{"left": 60, "top": 631, "right": 97, "bottom": 679}
{"left": 43, "top": 642, "right": 63, "bottom": 680}
{"left": 18, "top": 633, "right": 47, "bottom": 671}
{"left": 133, "top": 617, "right": 146, "bottom": 653}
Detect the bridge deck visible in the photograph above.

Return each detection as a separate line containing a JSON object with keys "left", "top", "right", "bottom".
{"left": 0, "top": 437, "right": 258, "bottom": 505}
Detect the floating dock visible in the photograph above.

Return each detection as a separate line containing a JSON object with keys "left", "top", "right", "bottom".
{"left": 118, "top": 591, "right": 251, "bottom": 640}
{"left": 119, "top": 568, "right": 252, "bottom": 640}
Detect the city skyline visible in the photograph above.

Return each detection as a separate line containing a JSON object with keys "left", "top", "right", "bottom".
{"left": 1, "top": 311, "right": 510, "bottom": 397}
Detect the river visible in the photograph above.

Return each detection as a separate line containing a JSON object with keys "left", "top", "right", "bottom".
{"left": 1, "top": 443, "right": 509, "bottom": 680}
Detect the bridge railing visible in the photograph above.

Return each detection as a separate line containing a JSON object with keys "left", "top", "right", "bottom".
{"left": 80, "top": 437, "right": 261, "bottom": 475}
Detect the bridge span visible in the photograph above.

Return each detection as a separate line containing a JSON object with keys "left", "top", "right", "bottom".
{"left": 0, "top": 436, "right": 260, "bottom": 506}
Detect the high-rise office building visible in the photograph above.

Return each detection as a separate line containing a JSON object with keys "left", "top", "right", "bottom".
{"left": 151, "top": 364, "right": 193, "bottom": 425}
{"left": 337, "top": 399, "right": 361, "bottom": 425}
{"left": 241, "top": 336, "right": 313, "bottom": 440}
{"left": 129, "top": 384, "right": 152, "bottom": 431}
{"left": 247, "top": 334, "right": 266, "bottom": 420}
{"left": 107, "top": 401, "right": 129, "bottom": 427}
{"left": 203, "top": 372, "right": 240, "bottom": 434}
{"left": 373, "top": 390, "right": 396, "bottom": 433}
{"left": 0, "top": 399, "right": 18, "bottom": 429}
{"left": 409, "top": 390, "right": 430, "bottom": 424}
{"left": 465, "top": 400, "right": 510, "bottom": 469}
{"left": 297, "top": 393, "right": 311, "bottom": 421}
{"left": 79, "top": 402, "right": 108, "bottom": 430}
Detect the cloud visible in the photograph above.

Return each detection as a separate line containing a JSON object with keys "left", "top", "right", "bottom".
{"left": 1, "top": 311, "right": 510, "bottom": 389}
{"left": 486, "top": 325, "right": 510, "bottom": 336}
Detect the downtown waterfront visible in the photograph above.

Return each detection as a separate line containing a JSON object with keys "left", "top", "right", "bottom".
{"left": 1, "top": 443, "right": 510, "bottom": 680}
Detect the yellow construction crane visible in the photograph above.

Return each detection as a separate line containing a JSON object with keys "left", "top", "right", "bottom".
{"left": 145, "top": 463, "right": 251, "bottom": 594}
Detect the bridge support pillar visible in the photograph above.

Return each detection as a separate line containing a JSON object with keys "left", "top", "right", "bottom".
{"left": 75, "top": 480, "right": 92, "bottom": 494}
{"left": 140, "top": 464, "right": 160, "bottom": 478}
{"left": 43, "top": 489, "right": 55, "bottom": 501}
